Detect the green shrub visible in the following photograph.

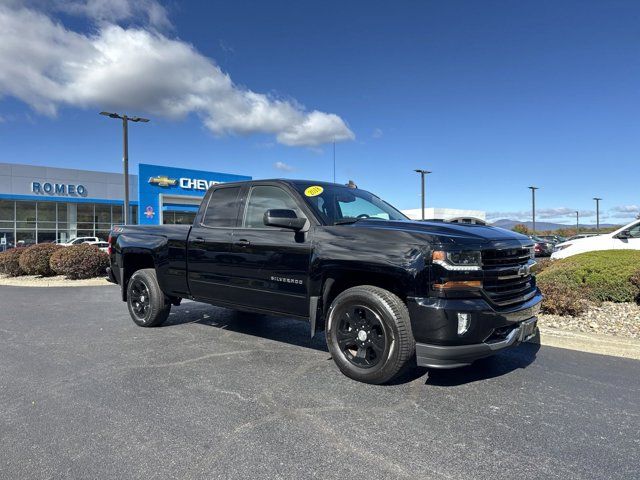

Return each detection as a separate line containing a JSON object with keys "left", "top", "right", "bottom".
{"left": 631, "top": 270, "right": 640, "bottom": 302}
{"left": 50, "top": 244, "right": 109, "bottom": 279}
{"left": 0, "top": 248, "right": 27, "bottom": 276}
{"left": 532, "top": 257, "right": 552, "bottom": 275}
{"left": 18, "top": 243, "right": 63, "bottom": 276}
{"left": 537, "top": 250, "right": 640, "bottom": 304}
{"left": 538, "top": 280, "right": 589, "bottom": 316}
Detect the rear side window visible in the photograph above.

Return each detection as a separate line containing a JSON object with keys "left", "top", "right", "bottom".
{"left": 202, "top": 187, "right": 241, "bottom": 227}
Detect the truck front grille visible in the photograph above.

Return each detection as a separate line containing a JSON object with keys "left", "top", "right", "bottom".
{"left": 482, "top": 247, "right": 536, "bottom": 308}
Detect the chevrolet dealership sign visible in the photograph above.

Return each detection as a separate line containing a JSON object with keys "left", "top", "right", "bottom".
{"left": 148, "top": 175, "right": 220, "bottom": 191}
{"left": 32, "top": 181, "right": 87, "bottom": 196}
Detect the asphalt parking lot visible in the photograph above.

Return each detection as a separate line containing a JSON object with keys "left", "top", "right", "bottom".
{"left": 1, "top": 285, "right": 638, "bottom": 479}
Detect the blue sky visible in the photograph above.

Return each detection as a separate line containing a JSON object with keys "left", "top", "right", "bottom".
{"left": 0, "top": 0, "right": 638, "bottom": 223}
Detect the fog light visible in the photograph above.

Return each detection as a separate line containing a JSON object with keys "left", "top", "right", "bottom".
{"left": 457, "top": 313, "right": 470, "bottom": 335}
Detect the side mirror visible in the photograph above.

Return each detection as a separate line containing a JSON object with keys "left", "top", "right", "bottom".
{"left": 616, "top": 229, "right": 632, "bottom": 239}
{"left": 263, "top": 209, "right": 307, "bottom": 231}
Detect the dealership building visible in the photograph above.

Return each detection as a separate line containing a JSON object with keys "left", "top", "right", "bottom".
{"left": 0, "top": 162, "right": 250, "bottom": 246}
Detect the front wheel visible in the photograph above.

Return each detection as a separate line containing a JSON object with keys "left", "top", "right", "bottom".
{"left": 326, "top": 286, "right": 415, "bottom": 384}
{"left": 126, "top": 268, "right": 171, "bottom": 327}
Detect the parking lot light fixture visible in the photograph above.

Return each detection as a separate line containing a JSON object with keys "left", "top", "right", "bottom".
{"left": 593, "top": 197, "right": 602, "bottom": 232}
{"left": 100, "top": 112, "right": 150, "bottom": 224}
{"left": 528, "top": 186, "right": 539, "bottom": 234}
{"left": 414, "top": 169, "right": 432, "bottom": 221}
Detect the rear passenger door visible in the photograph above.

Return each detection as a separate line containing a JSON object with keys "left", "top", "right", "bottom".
{"left": 230, "top": 184, "right": 312, "bottom": 316}
{"left": 187, "top": 185, "right": 243, "bottom": 302}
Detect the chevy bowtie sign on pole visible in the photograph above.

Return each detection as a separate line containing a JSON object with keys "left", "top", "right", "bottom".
{"left": 100, "top": 112, "right": 150, "bottom": 224}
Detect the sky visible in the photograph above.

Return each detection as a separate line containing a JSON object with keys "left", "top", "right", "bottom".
{"left": 0, "top": 0, "right": 638, "bottom": 224}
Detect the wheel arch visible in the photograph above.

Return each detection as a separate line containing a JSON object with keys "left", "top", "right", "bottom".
{"left": 119, "top": 248, "right": 156, "bottom": 301}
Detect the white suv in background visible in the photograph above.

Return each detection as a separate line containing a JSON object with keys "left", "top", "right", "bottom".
{"left": 551, "top": 219, "right": 640, "bottom": 259}
{"left": 59, "top": 236, "right": 99, "bottom": 246}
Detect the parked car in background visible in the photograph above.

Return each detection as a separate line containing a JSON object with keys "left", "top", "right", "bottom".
{"left": 538, "top": 235, "right": 566, "bottom": 245}
{"left": 529, "top": 236, "right": 554, "bottom": 257}
{"left": 60, "top": 236, "right": 100, "bottom": 246}
{"left": 84, "top": 240, "right": 110, "bottom": 252}
{"left": 566, "top": 233, "right": 598, "bottom": 241}
{"left": 552, "top": 220, "right": 640, "bottom": 259}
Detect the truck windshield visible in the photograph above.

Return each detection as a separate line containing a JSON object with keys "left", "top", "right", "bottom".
{"left": 294, "top": 184, "right": 408, "bottom": 225}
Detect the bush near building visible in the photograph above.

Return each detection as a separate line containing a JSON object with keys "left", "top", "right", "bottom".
{"left": 18, "top": 243, "right": 63, "bottom": 277}
{"left": 0, "top": 248, "right": 27, "bottom": 277}
{"left": 50, "top": 244, "right": 109, "bottom": 279}
{"left": 537, "top": 250, "right": 640, "bottom": 315}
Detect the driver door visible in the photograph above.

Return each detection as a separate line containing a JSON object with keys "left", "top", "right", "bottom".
{"left": 229, "top": 184, "right": 312, "bottom": 316}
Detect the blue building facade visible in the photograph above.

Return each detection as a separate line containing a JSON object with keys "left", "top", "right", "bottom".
{"left": 0, "top": 162, "right": 250, "bottom": 247}
{"left": 138, "top": 164, "right": 250, "bottom": 225}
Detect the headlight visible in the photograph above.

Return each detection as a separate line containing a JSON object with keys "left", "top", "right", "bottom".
{"left": 553, "top": 243, "right": 572, "bottom": 252}
{"left": 432, "top": 250, "right": 482, "bottom": 271}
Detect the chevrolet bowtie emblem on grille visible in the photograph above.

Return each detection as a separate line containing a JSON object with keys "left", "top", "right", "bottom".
{"left": 518, "top": 264, "right": 531, "bottom": 277}
{"left": 148, "top": 176, "right": 178, "bottom": 187}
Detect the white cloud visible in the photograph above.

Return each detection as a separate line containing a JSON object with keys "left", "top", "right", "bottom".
{"left": 371, "top": 128, "right": 383, "bottom": 138}
{"left": 0, "top": 4, "right": 354, "bottom": 147}
{"left": 274, "top": 161, "right": 294, "bottom": 172}
{"left": 610, "top": 205, "right": 640, "bottom": 215}
{"left": 487, "top": 208, "right": 595, "bottom": 221}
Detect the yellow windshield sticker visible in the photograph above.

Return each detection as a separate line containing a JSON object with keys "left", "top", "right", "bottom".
{"left": 304, "top": 185, "right": 324, "bottom": 197}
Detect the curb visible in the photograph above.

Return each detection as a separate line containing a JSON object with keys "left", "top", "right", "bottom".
{"left": 0, "top": 276, "right": 111, "bottom": 288}
{"left": 533, "top": 326, "right": 640, "bottom": 361}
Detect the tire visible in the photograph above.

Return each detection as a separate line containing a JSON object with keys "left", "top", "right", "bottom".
{"left": 326, "top": 285, "right": 415, "bottom": 384}
{"left": 126, "top": 268, "right": 171, "bottom": 327}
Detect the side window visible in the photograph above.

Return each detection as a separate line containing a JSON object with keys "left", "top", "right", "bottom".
{"left": 243, "top": 186, "right": 303, "bottom": 228}
{"left": 629, "top": 222, "right": 640, "bottom": 238}
{"left": 202, "top": 187, "right": 241, "bottom": 227}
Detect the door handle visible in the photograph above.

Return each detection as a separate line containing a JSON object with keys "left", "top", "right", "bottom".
{"left": 236, "top": 239, "right": 251, "bottom": 247}
{"left": 192, "top": 237, "right": 205, "bottom": 243}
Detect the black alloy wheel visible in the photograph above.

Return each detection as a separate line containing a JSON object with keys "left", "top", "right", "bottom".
{"left": 336, "top": 305, "right": 387, "bottom": 368}
{"left": 126, "top": 268, "right": 171, "bottom": 327}
{"left": 326, "top": 285, "right": 415, "bottom": 384}
{"left": 129, "top": 277, "right": 151, "bottom": 321}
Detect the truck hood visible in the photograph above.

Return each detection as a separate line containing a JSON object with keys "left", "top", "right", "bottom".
{"left": 347, "top": 219, "right": 531, "bottom": 247}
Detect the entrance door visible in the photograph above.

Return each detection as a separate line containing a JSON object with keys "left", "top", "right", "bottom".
{"left": 187, "top": 186, "right": 243, "bottom": 302}
{"left": 230, "top": 184, "right": 312, "bottom": 317}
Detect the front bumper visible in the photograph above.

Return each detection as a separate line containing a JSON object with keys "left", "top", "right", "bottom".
{"left": 407, "top": 290, "right": 542, "bottom": 368}
{"left": 415, "top": 317, "right": 537, "bottom": 368}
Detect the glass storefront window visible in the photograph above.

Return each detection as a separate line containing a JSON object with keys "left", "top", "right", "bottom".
{"left": 112, "top": 205, "right": 123, "bottom": 224}
{"left": 77, "top": 204, "right": 94, "bottom": 223}
{"left": 16, "top": 202, "right": 36, "bottom": 228}
{"left": 0, "top": 228, "right": 14, "bottom": 251}
{"left": 96, "top": 204, "right": 111, "bottom": 224}
{"left": 57, "top": 203, "right": 68, "bottom": 223}
{"left": 0, "top": 200, "right": 14, "bottom": 222}
{"left": 37, "top": 202, "right": 56, "bottom": 222}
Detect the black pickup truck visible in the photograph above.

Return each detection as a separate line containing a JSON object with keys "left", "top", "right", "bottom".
{"left": 108, "top": 179, "right": 541, "bottom": 384}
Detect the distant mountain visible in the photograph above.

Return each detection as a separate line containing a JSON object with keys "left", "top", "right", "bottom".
{"left": 490, "top": 219, "right": 621, "bottom": 231}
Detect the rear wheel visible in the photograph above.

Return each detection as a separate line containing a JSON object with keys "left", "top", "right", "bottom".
{"left": 326, "top": 285, "right": 415, "bottom": 384}
{"left": 126, "top": 269, "right": 171, "bottom": 327}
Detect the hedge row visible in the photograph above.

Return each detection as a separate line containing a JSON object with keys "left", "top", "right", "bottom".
{"left": 0, "top": 243, "right": 108, "bottom": 279}
{"left": 537, "top": 250, "right": 640, "bottom": 315}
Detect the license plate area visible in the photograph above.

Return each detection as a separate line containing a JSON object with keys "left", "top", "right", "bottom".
{"left": 519, "top": 317, "right": 537, "bottom": 342}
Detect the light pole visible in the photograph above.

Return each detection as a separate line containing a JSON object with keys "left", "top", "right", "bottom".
{"left": 528, "top": 186, "right": 539, "bottom": 234}
{"left": 575, "top": 211, "right": 579, "bottom": 234}
{"left": 414, "top": 169, "right": 432, "bottom": 221}
{"left": 593, "top": 197, "right": 602, "bottom": 232}
{"left": 100, "top": 112, "right": 149, "bottom": 224}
